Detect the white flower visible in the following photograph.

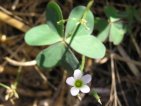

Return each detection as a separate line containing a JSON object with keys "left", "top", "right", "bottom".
{"left": 66, "top": 69, "right": 92, "bottom": 96}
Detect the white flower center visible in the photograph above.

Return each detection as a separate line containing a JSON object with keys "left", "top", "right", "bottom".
{"left": 74, "top": 79, "right": 83, "bottom": 88}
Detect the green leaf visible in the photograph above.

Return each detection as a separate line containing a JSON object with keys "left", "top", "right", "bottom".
{"left": 65, "top": 6, "right": 94, "bottom": 37}
{"left": 124, "top": 7, "right": 141, "bottom": 25}
{"left": 25, "top": 24, "right": 61, "bottom": 46}
{"left": 36, "top": 42, "right": 79, "bottom": 70}
{"left": 94, "top": 17, "right": 108, "bottom": 42}
{"left": 96, "top": 6, "right": 127, "bottom": 45}
{"left": 124, "top": 6, "right": 141, "bottom": 22}
{"left": 66, "top": 35, "right": 106, "bottom": 59}
{"left": 104, "top": 6, "right": 120, "bottom": 22}
{"left": 61, "top": 48, "right": 79, "bottom": 73}
{"left": 125, "top": 7, "right": 135, "bottom": 22}
{"left": 94, "top": 17, "right": 108, "bottom": 31}
{"left": 46, "top": 2, "right": 64, "bottom": 36}
{"left": 97, "top": 24, "right": 110, "bottom": 42}
{"left": 109, "top": 21, "right": 126, "bottom": 45}
{"left": 36, "top": 42, "right": 66, "bottom": 68}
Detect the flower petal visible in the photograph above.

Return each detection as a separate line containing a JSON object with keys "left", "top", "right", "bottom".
{"left": 66, "top": 77, "right": 75, "bottom": 86}
{"left": 80, "top": 85, "right": 90, "bottom": 93}
{"left": 70, "top": 87, "right": 79, "bottom": 96}
{"left": 81, "top": 74, "right": 92, "bottom": 84}
{"left": 74, "top": 69, "right": 83, "bottom": 79}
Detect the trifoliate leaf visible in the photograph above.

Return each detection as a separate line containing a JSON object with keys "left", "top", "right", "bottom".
{"left": 97, "top": 18, "right": 126, "bottom": 45}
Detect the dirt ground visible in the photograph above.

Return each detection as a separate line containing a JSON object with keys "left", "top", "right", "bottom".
{"left": 0, "top": 0, "right": 141, "bottom": 106}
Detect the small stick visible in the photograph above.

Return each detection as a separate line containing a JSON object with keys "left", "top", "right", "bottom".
{"left": 0, "top": 10, "right": 29, "bottom": 32}
{"left": 118, "top": 46, "right": 140, "bottom": 77}
{"left": 5, "top": 57, "right": 36, "bottom": 66}
{"left": 12, "top": 0, "right": 19, "bottom": 10}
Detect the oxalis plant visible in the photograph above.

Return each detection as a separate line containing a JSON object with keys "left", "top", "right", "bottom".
{"left": 24, "top": 0, "right": 105, "bottom": 104}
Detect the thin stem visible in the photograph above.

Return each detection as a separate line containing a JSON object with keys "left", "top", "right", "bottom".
{"left": 14, "top": 66, "right": 22, "bottom": 87}
{"left": 66, "top": 0, "right": 94, "bottom": 47}
{"left": 82, "top": 0, "right": 94, "bottom": 19}
{"left": 78, "top": 0, "right": 94, "bottom": 71}
{"left": 0, "top": 83, "right": 9, "bottom": 89}
{"left": 70, "top": 0, "right": 94, "bottom": 38}
{"left": 80, "top": 55, "right": 86, "bottom": 71}
{"left": 77, "top": 94, "right": 82, "bottom": 101}
{"left": 91, "top": 89, "right": 102, "bottom": 105}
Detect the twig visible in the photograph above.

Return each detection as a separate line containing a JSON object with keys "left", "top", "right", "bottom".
{"left": 34, "top": 66, "right": 47, "bottom": 83}
{"left": 18, "top": 88, "right": 52, "bottom": 97}
{"left": 33, "top": 66, "right": 54, "bottom": 90}
{"left": 50, "top": 70, "right": 67, "bottom": 106}
{"left": 112, "top": 53, "right": 141, "bottom": 66}
{"left": 131, "top": 35, "right": 141, "bottom": 58}
{"left": 116, "top": 67, "right": 129, "bottom": 106}
{"left": 0, "top": 10, "right": 29, "bottom": 32}
{"left": 105, "top": 54, "right": 122, "bottom": 106}
{"left": 5, "top": 57, "right": 36, "bottom": 66}
{"left": 12, "top": 0, "right": 19, "bottom": 10}
{"left": 117, "top": 46, "right": 140, "bottom": 77}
